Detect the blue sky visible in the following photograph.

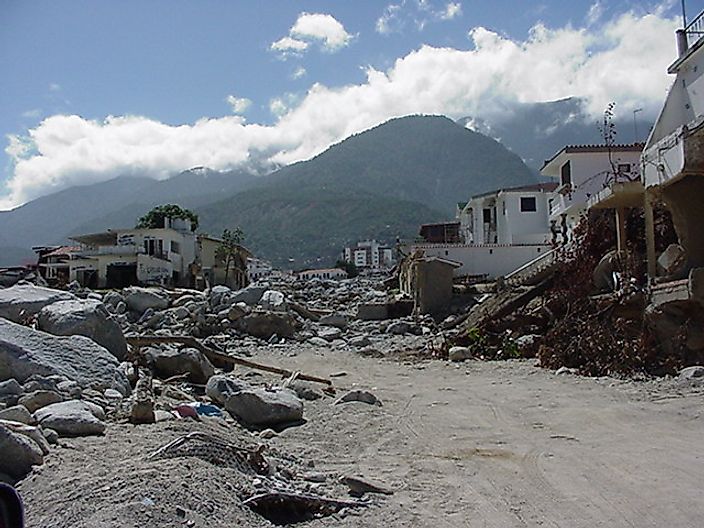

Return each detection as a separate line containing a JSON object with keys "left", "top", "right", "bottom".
{"left": 2, "top": 0, "right": 703, "bottom": 209}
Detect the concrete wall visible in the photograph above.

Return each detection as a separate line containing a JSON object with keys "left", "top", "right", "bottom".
{"left": 136, "top": 253, "right": 172, "bottom": 285}
{"left": 416, "top": 260, "right": 455, "bottom": 315}
{"left": 413, "top": 243, "right": 550, "bottom": 278}
{"left": 662, "top": 175, "right": 704, "bottom": 270}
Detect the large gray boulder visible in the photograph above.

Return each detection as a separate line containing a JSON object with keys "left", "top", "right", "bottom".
{"left": 222, "top": 388, "right": 303, "bottom": 426}
{"left": 37, "top": 299, "right": 127, "bottom": 360}
{"left": 240, "top": 311, "right": 297, "bottom": 339}
{"left": 123, "top": 287, "right": 169, "bottom": 313}
{"left": 0, "top": 319, "right": 130, "bottom": 396}
{"left": 0, "top": 405, "right": 32, "bottom": 424}
{"left": 34, "top": 400, "right": 106, "bottom": 436}
{"left": 231, "top": 285, "right": 268, "bottom": 306}
{"left": 205, "top": 375, "right": 251, "bottom": 405}
{"left": 0, "top": 424, "right": 44, "bottom": 479}
{"left": 0, "top": 283, "right": 75, "bottom": 322}
{"left": 260, "top": 290, "right": 287, "bottom": 312}
{"left": 144, "top": 347, "right": 214, "bottom": 384}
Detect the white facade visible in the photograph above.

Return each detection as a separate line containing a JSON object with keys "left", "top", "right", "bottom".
{"left": 541, "top": 146, "right": 643, "bottom": 233}
{"left": 457, "top": 183, "right": 557, "bottom": 245}
{"left": 247, "top": 257, "right": 273, "bottom": 282}
{"left": 70, "top": 223, "right": 196, "bottom": 288}
{"left": 343, "top": 240, "right": 395, "bottom": 270}
{"left": 297, "top": 268, "right": 347, "bottom": 280}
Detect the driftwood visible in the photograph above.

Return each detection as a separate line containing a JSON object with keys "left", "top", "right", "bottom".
{"left": 126, "top": 335, "right": 333, "bottom": 387}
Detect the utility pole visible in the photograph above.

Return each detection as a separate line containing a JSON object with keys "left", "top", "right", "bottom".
{"left": 682, "top": 0, "right": 688, "bottom": 27}
{"left": 633, "top": 108, "right": 643, "bottom": 143}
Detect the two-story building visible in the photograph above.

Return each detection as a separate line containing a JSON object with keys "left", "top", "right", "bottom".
{"left": 69, "top": 217, "right": 197, "bottom": 288}
{"left": 403, "top": 182, "right": 557, "bottom": 280}
{"left": 541, "top": 144, "right": 643, "bottom": 241}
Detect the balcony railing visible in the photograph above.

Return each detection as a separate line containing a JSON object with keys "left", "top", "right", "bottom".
{"left": 686, "top": 9, "right": 704, "bottom": 47}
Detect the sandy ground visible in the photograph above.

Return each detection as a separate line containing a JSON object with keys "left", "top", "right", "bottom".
{"left": 18, "top": 344, "right": 704, "bottom": 527}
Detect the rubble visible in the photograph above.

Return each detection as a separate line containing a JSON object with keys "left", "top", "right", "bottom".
{"left": 0, "top": 282, "right": 75, "bottom": 322}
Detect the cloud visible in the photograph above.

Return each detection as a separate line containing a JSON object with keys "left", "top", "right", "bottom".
{"left": 2, "top": 9, "right": 680, "bottom": 209}
{"left": 21, "top": 109, "right": 42, "bottom": 119}
{"left": 225, "top": 95, "right": 252, "bottom": 114}
{"left": 270, "top": 36, "right": 309, "bottom": 57}
{"left": 586, "top": 1, "right": 604, "bottom": 25}
{"left": 440, "top": 2, "right": 462, "bottom": 20}
{"left": 292, "top": 66, "right": 307, "bottom": 80}
{"left": 271, "top": 13, "right": 352, "bottom": 57}
{"left": 48, "top": 83, "right": 61, "bottom": 92}
{"left": 376, "top": 0, "right": 463, "bottom": 33}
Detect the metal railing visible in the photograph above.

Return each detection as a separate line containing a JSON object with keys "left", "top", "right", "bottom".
{"left": 686, "top": 9, "right": 704, "bottom": 47}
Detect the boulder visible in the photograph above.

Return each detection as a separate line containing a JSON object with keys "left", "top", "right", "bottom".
{"left": 448, "top": 346, "right": 472, "bottom": 362}
{"left": 348, "top": 336, "right": 372, "bottom": 348}
{"left": 227, "top": 303, "right": 248, "bottom": 321}
{"left": 240, "top": 312, "right": 297, "bottom": 339}
{"left": 679, "top": 366, "right": 704, "bottom": 380}
{"left": 231, "top": 285, "right": 268, "bottom": 306}
{"left": 288, "top": 381, "right": 324, "bottom": 401}
{"left": 37, "top": 299, "right": 127, "bottom": 360}
{"left": 205, "top": 375, "right": 251, "bottom": 405}
{"left": 0, "top": 405, "right": 32, "bottom": 424}
{"left": 319, "top": 313, "right": 348, "bottom": 329}
{"left": 144, "top": 347, "right": 214, "bottom": 384}
{"left": 1, "top": 421, "right": 50, "bottom": 456}
{"left": 0, "top": 283, "right": 75, "bottom": 322}
{"left": 0, "top": 318, "right": 130, "bottom": 396}
{"left": 260, "top": 290, "right": 286, "bottom": 312}
{"left": 123, "top": 287, "right": 169, "bottom": 313}
{"left": 386, "top": 321, "right": 411, "bottom": 335}
{"left": 222, "top": 388, "right": 303, "bottom": 426}
{"left": 0, "top": 379, "right": 22, "bottom": 396}
{"left": 308, "top": 337, "right": 329, "bottom": 347}
{"left": 0, "top": 424, "right": 44, "bottom": 479}
{"left": 34, "top": 400, "right": 106, "bottom": 437}
{"left": 17, "top": 390, "right": 63, "bottom": 413}
{"left": 318, "top": 327, "right": 342, "bottom": 342}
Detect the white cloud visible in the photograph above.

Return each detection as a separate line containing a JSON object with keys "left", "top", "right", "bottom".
{"left": 292, "top": 66, "right": 307, "bottom": 80}
{"left": 440, "top": 2, "right": 462, "bottom": 20}
{"left": 2, "top": 10, "right": 680, "bottom": 209}
{"left": 48, "top": 83, "right": 61, "bottom": 92}
{"left": 271, "top": 13, "right": 352, "bottom": 57}
{"left": 225, "top": 95, "right": 252, "bottom": 114}
{"left": 376, "top": 0, "right": 462, "bottom": 33}
{"left": 270, "top": 36, "right": 309, "bottom": 56}
{"left": 587, "top": 1, "right": 604, "bottom": 25}
{"left": 21, "top": 109, "right": 42, "bottom": 119}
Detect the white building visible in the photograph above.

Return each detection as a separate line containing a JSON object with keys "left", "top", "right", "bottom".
{"left": 247, "top": 257, "right": 273, "bottom": 282}
{"left": 69, "top": 217, "right": 196, "bottom": 288}
{"left": 343, "top": 240, "right": 395, "bottom": 270}
{"left": 297, "top": 268, "right": 347, "bottom": 281}
{"left": 541, "top": 144, "right": 643, "bottom": 239}
{"left": 405, "top": 183, "right": 557, "bottom": 280}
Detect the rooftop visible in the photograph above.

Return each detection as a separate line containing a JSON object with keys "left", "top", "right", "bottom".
{"left": 471, "top": 182, "right": 558, "bottom": 200}
{"left": 541, "top": 143, "right": 645, "bottom": 171}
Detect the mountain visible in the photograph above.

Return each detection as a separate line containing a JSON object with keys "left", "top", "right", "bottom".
{"left": 256, "top": 115, "right": 535, "bottom": 215}
{"left": 0, "top": 115, "right": 537, "bottom": 268}
{"left": 0, "top": 168, "right": 257, "bottom": 265}
{"left": 458, "top": 98, "right": 653, "bottom": 172}
{"left": 198, "top": 115, "right": 536, "bottom": 267}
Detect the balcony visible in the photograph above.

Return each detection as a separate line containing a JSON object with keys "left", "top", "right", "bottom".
{"left": 686, "top": 10, "right": 704, "bottom": 48}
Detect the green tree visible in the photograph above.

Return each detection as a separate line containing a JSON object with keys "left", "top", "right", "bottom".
{"left": 216, "top": 227, "right": 247, "bottom": 285}
{"left": 136, "top": 204, "right": 199, "bottom": 231}
{"left": 335, "top": 259, "right": 359, "bottom": 278}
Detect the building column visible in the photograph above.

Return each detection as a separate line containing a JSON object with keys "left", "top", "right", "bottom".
{"left": 616, "top": 207, "right": 628, "bottom": 253}
{"left": 644, "top": 190, "right": 657, "bottom": 280}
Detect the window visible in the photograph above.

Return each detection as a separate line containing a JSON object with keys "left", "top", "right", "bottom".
{"left": 618, "top": 163, "right": 631, "bottom": 173}
{"left": 520, "top": 197, "right": 537, "bottom": 212}
{"left": 170, "top": 240, "right": 180, "bottom": 254}
{"left": 482, "top": 208, "right": 492, "bottom": 223}
{"left": 560, "top": 161, "right": 572, "bottom": 186}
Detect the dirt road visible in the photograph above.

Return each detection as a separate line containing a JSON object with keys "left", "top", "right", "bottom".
{"left": 20, "top": 346, "right": 704, "bottom": 527}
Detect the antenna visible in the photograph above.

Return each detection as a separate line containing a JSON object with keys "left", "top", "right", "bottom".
{"left": 682, "top": 0, "right": 688, "bottom": 27}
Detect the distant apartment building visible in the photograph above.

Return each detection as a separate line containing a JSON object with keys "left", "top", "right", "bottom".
{"left": 247, "top": 257, "right": 273, "bottom": 282}
{"left": 33, "top": 245, "right": 77, "bottom": 286}
{"left": 297, "top": 268, "right": 347, "bottom": 281}
{"left": 342, "top": 240, "right": 395, "bottom": 270}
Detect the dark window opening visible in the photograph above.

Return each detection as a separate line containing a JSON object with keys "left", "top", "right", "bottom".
{"left": 560, "top": 161, "right": 572, "bottom": 186}
{"left": 520, "top": 197, "right": 537, "bottom": 212}
{"left": 618, "top": 163, "right": 631, "bottom": 173}
{"left": 482, "top": 208, "right": 492, "bottom": 223}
